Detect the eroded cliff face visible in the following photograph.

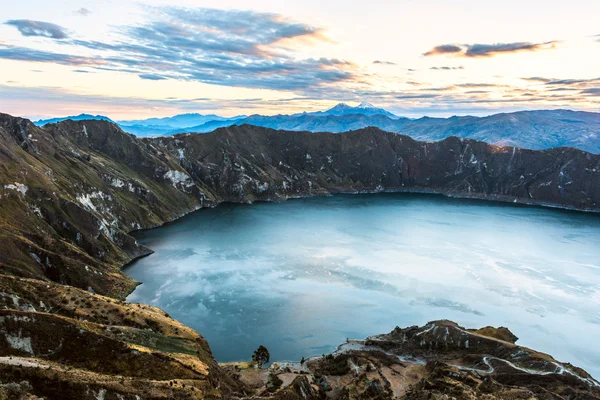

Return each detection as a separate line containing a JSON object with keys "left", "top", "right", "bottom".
{"left": 1, "top": 114, "right": 598, "bottom": 299}
{"left": 0, "top": 113, "right": 599, "bottom": 399}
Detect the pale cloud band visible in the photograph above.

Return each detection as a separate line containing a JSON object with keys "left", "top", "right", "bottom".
{"left": 4, "top": 19, "right": 68, "bottom": 39}
{"left": 424, "top": 41, "right": 559, "bottom": 57}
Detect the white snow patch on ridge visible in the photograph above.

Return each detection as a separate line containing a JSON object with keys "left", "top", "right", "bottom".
{"left": 76, "top": 191, "right": 112, "bottom": 213}
{"left": 164, "top": 170, "right": 194, "bottom": 188}
{"left": 4, "top": 183, "right": 28, "bottom": 196}
{"left": 108, "top": 177, "right": 135, "bottom": 192}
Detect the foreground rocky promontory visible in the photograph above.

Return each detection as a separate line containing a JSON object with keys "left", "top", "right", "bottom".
{"left": 0, "top": 112, "right": 599, "bottom": 398}
{"left": 229, "top": 319, "right": 600, "bottom": 399}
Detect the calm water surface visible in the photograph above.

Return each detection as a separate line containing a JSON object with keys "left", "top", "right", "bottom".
{"left": 125, "top": 194, "right": 600, "bottom": 378}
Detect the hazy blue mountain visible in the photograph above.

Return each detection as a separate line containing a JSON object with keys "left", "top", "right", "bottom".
{"left": 118, "top": 113, "right": 240, "bottom": 129}
{"left": 398, "top": 110, "right": 600, "bottom": 153}
{"left": 117, "top": 113, "right": 245, "bottom": 136}
{"left": 35, "top": 114, "right": 114, "bottom": 126}
{"left": 170, "top": 118, "right": 246, "bottom": 134}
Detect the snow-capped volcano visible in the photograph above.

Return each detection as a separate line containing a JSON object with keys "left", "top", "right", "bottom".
{"left": 357, "top": 102, "right": 376, "bottom": 109}
{"left": 315, "top": 102, "right": 398, "bottom": 118}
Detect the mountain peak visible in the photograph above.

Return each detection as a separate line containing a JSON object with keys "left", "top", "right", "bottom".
{"left": 329, "top": 102, "right": 352, "bottom": 110}
{"left": 321, "top": 102, "right": 398, "bottom": 119}
{"left": 357, "top": 102, "right": 376, "bottom": 109}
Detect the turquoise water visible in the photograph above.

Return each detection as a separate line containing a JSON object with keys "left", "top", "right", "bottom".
{"left": 125, "top": 194, "right": 600, "bottom": 378}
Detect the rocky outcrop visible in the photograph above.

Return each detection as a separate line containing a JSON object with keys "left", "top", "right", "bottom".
{"left": 243, "top": 320, "right": 599, "bottom": 399}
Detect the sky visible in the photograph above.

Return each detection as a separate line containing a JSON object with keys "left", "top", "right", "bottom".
{"left": 0, "top": 0, "right": 599, "bottom": 120}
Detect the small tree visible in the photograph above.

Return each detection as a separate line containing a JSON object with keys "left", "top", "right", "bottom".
{"left": 300, "top": 356, "right": 305, "bottom": 365}
{"left": 252, "top": 345, "right": 270, "bottom": 368}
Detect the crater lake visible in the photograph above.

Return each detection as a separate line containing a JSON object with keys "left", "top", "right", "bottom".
{"left": 125, "top": 193, "right": 600, "bottom": 378}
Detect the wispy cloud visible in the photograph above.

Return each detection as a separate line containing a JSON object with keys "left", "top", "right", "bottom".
{"left": 0, "top": 7, "right": 358, "bottom": 93}
{"left": 423, "top": 44, "right": 462, "bottom": 56}
{"left": 0, "top": 45, "right": 102, "bottom": 65}
{"left": 373, "top": 60, "right": 396, "bottom": 65}
{"left": 74, "top": 8, "right": 91, "bottom": 16}
{"left": 455, "top": 83, "right": 497, "bottom": 88}
{"left": 424, "top": 41, "right": 559, "bottom": 58}
{"left": 465, "top": 41, "right": 559, "bottom": 57}
{"left": 581, "top": 88, "right": 600, "bottom": 96}
{"left": 521, "top": 77, "right": 553, "bottom": 83}
{"left": 395, "top": 94, "right": 440, "bottom": 99}
{"left": 430, "top": 66, "right": 464, "bottom": 70}
{"left": 4, "top": 19, "right": 68, "bottom": 39}
{"left": 139, "top": 73, "right": 167, "bottom": 81}
{"left": 545, "top": 78, "right": 600, "bottom": 85}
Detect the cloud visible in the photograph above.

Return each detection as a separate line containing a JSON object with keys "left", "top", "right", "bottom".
{"left": 0, "top": 7, "right": 357, "bottom": 94}
{"left": 424, "top": 44, "right": 463, "bottom": 56}
{"left": 465, "top": 41, "right": 559, "bottom": 57}
{"left": 0, "top": 45, "right": 103, "bottom": 65}
{"left": 4, "top": 19, "right": 68, "bottom": 39}
{"left": 521, "top": 77, "right": 553, "bottom": 83}
{"left": 125, "top": 7, "right": 329, "bottom": 58}
{"left": 455, "top": 83, "right": 497, "bottom": 88}
{"left": 430, "top": 66, "right": 464, "bottom": 70}
{"left": 74, "top": 8, "right": 91, "bottom": 16}
{"left": 581, "top": 88, "right": 600, "bottom": 96}
{"left": 373, "top": 60, "right": 396, "bottom": 65}
{"left": 139, "top": 73, "right": 167, "bottom": 81}
{"left": 395, "top": 94, "right": 440, "bottom": 99}
{"left": 545, "top": 78, "right": 600, "bottom": 85}
{"left": 424, "top": 41, "right": 559, "bottom": 58}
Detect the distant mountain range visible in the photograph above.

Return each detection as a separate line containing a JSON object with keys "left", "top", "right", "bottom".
{"left": 35, "top": 113, "right": 114, "bottom": 126}
{"left": 33, "top": 104, "right": 600, "bottom": 154}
